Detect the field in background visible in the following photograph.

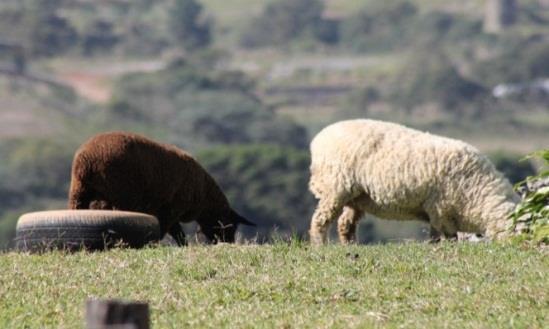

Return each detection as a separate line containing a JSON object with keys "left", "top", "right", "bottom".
{"left": 1, "top": 242, "right": 547, "bottom": 328}
{"left": 1, "top": 0, "right": 547, "bottom": 153}
{"left": 0, "top": 0, "right": 547, "bottom": 247}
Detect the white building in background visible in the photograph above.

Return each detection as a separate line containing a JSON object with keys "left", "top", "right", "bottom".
{"left": 492, "top": 79, "right": 549, "bottom": 98}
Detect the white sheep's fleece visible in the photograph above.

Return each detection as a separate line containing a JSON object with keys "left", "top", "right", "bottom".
{"left": 309, "top": 119, "right": 519, "bottom": 241}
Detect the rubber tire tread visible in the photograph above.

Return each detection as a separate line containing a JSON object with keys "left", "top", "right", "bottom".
{"left": 15, "top": 210, "right": 160, "bottom": 252}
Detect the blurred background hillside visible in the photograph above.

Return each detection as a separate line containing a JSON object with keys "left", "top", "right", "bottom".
{"left": 0, "top": 0, "right": 547, "bottom": 247}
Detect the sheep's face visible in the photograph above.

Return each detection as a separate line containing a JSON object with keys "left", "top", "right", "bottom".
{"left": 202, "top": 209, "right": 255, "bottom": 243}
{"left": 211, "top": 221, "right": 238, "bottom": 243}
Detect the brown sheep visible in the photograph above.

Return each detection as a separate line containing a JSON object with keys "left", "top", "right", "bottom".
{"left": 68, "top": 131, "right": 255, "bottom": 245}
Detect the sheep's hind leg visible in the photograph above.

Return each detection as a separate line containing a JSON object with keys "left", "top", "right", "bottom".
{"left": 309, "top": 197, "right": 344, "bottom": 245}
{"left": 337, "top": 206, "right": 363, "bottom": 245}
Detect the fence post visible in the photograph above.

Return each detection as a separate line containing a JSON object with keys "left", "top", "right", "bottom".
{"left": 86, "top": 299, "right": 150, "bottom": 329}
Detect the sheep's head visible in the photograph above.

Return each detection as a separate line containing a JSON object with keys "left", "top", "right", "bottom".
{"left": 202, "top": 208, "right": 255, "bottom": 243}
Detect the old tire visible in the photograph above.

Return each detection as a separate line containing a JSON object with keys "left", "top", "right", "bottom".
{"left": 15, "top": 210, "right": 160, "bottom": 252}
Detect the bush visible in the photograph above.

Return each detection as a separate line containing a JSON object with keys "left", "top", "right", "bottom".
{"left": 511, "top": 150, "right": 549, "bottom": 244}
{"left": 490, "top": 151, "right": 537, "bottom": 184}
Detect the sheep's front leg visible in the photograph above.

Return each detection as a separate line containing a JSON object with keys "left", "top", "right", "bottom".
{"left": 337, "top": 206, "right": 362, "bottom": 245}
{"left": 309, "top": 198, "right": 344, "bottom": 245}
{"left": 169, "top": 222, "right": 187, "bottom": 246}
{"left": 428, "top": 225, "right": 442, "bottom": 243}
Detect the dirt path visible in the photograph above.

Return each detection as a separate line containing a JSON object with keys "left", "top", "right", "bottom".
{"left": 56, "top": 60, "right": 165, "bottom": 103}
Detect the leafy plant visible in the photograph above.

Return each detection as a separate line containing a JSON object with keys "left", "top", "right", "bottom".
{"left": 489, "top": 151, "right": 537, "bottom": 184}
{"left": 511, "top": 149, "right": 549, "bottom": 244}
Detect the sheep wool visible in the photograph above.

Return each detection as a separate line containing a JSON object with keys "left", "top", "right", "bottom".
{"left": 308, "top": 119, "right": 519, "bottom": 245}
{"left": 68, "top": 132, "right": 254, "bottom": 245}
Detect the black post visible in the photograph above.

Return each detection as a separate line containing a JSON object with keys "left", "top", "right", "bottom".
{"left": 86, "top": 299, "right": 150, "bottom": 329}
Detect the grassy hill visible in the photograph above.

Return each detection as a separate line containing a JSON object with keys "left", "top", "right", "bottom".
{"left": 1, "top": 242, "right": 547, "bottom": 328}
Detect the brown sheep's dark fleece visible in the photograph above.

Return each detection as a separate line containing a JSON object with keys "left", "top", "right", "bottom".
{"left": 68, "top": 132, "right": 254, "bottom": 245}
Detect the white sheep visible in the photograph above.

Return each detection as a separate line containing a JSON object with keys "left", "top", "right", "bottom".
{"left": 308, "top": 119, "right": 519, "bottom": 244}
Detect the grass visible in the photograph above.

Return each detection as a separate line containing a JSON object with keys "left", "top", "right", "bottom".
{"left": 0, "top": 242, "right": 547, "bottom": 328}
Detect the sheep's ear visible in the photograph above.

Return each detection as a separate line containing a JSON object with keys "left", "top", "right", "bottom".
{"left": 231, "top": 209, "right": 256, "bottom": 227}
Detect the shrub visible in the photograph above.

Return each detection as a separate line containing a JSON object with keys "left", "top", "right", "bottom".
{"left": 511, "top": 150, "right": 549, "bottom": 244}
{"left": 490, "top": 151, "right": 537, "bottom": 184}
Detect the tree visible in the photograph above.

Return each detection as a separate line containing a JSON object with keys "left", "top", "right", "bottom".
{"left": 26, "top": 0, "right": 79, "bottom": 56}
{"left": 169, "top": 0, "right": 212, "bottom": 51}
{"left": 340, "top": 1, "right": 417, "bottom": 52}
{"left": 473, "top": 41, "right": 549, "bottom": 86}
{"left": 239, "top": 0, "right": 336, "bottom": 48}
{"left": 392, "top": 52, "right": 486, "bottom": 110}
{"left": 108, "top": 59, "right": 308, "bottom": 150}
{"left": 82, "top": 20, "right": 119, "bottom": 56}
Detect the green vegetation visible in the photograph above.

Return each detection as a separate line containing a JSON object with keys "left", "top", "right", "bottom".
{"left": 389, "top": 52, "right": 486, "bottom": 112}
{"left": 0, "top": 0, "right": 213, "bottom": 57}
{"left": 0, "top": 243, "right": 546, "bottom": 328}
{"left": 198, "top": 145, "right": 314, "bottom": 239}
{"left": 0, "top": 2, "right": 547, "bottom": 327}
{"left": 108, "top": 56, "right": 308, "bottom": 150}
{"left": 169, "top": 0, "right": 212, "bottom": 51}
{"left": 473, "top": 41, "right": 549, "bottom": 86}
{"left": 0, "top": 0, "right": 548, "bottom": 247}
{"left": 489, "top": 151, "right": 537, "bottom": 184}
{"left": 239, "top": 0, "right": 338, "bottom": 48}
{"left": 340, "top": 1, "right": 419, "bottom": 52}
{"left": 511, "top": 150, "right": 549, "bottom": 244}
